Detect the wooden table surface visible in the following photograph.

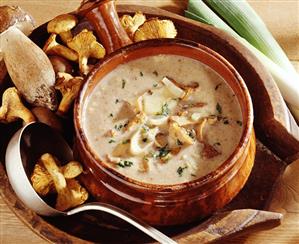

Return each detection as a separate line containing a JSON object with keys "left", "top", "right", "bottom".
{"left": 0, "top": 0, "right": 299, "bottom": 243}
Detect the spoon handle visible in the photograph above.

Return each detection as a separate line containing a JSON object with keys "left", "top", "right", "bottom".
{"left": 67, "top": 202, "right": 177, "bottom": 244}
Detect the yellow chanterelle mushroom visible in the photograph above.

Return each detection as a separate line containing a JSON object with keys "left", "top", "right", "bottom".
{"left": 0, "top": 87, "right": 36, "bottom": 124}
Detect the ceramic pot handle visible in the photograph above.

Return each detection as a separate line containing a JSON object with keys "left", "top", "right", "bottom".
{"left": 78, "top": 0, "right": 132, "bottom": 54}
{"left": 67, "top": 202, "right": 177, "bottom": 244}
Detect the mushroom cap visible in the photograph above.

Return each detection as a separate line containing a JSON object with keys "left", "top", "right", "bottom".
{"left": 47, "top": 14, "right": 78, "bottom": 34}
{"left": 67, "top": 29, "right": 105, "bottom": 58}
{"left": 0, "top": 6, "right": 35, "bottom": 36}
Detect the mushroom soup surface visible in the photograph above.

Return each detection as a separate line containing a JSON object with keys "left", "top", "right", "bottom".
{"left": 83, "top": 54, "right": 243, "bottom": 185}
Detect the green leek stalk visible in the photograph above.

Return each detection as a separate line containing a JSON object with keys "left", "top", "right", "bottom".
{"left": 204, "top": 0, "right": 297, "bottom": 76}
{"left": 186, "top": 0, "right": 299, "bottom": 119}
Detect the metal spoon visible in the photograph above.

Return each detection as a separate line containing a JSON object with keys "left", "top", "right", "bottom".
{"left": 5, "top": 122, "right": 177, "bottom": 244}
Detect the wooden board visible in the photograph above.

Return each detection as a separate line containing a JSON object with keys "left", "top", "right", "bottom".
{"left": 1, "top": 1, "right": 299, "bottom": 243}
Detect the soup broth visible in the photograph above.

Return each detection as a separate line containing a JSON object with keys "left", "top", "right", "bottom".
{"left": 83, "top": 54, "right": 243, "bottom": 185}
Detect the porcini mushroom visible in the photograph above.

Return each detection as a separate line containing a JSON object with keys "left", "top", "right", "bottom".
{"left": 55, "top": 72, "right": 84, "bottom": 115}
{"left": 0, "top": 5, "right": 35, "bottom": 36}
{"left": 0, "top": 6, "right": 35, "bottom": 86}
{"left": 43, "top": 34, "right": 78, "bottom": 62}
{"left": 0, "top": 87, "right": 36, "bottom": 124}
{"left": 47, "top": 14, "right": 78, "bottom": 44}
{"left": 0, "top": 6, "right": 57, "bottom": 110}
{"left": 67, "top": 29, "right": 106, "bottom": 75}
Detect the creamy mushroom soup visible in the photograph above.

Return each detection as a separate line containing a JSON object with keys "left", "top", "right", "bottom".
{"left": 83, "top": 54, "right": 243, "bottom": 185}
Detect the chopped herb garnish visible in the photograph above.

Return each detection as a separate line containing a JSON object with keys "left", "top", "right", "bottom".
{"left": 153, "top": 71, "right": 159, "bottom": 76}
{"left": 216, "top": 102, "right": 222, "bottom": 114}
{"left": 114, "top": 124, "right": 123, "bottom": 131}
{"left": 191, "top": 173, "right": 197, "bottom": 177}
{"left": 142, "top": 138, "right": 148, "bottom": 143}
{"left": 177, "top": 139, "right": 183, "bottom": 146}
{"left": 157, "top": 103, "right": 169, "bottom": 116}
{"left": 155, "top": 146, "right": 170, "bottom": 159}
{"left": 215, "top": 83, "right": 222, "bottom": 90}
{"left": 236, "top": 120, "right": 243, "bottom": 126}
{"left": 121, "top": 79, "right": 126, "bottom": 89}
{"left": 177, "top": 166, "right": 188, "bottom": 177}
{"left": 115, "top": 99, "right": 120, "bottom": 104}
{"left": 122, "top": 139, "right": 130, "bottom": 144}
{"left": 153, "top": 83, "right": 158, "bottom": 87}
{"left": 109, "top": 113, "right": 113, "bottom": 117}
{"left": 223, "top": 119, "right": 229, "bottom": 124}
{"left": 108, "top": 139, "right": 116, "bottom": 143}
{"left": 117, "top": 160, "right": 133, "bottom": 168}
{"left": 142, "top": 125, "right": 149, "bottom": 133}
{"left": 140, "top": 71, "right": 144, "bottom": 77}
{"left": 123, "top": 122, "right": 128, "bottom": 127}
{"left": 187, "top": 130, "right": 195, "bottom": 139}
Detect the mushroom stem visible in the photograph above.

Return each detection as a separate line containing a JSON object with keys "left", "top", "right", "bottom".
{"left": 43, "top": 34, "right": 78, "bottom": 62}
{"left": 59, "top": 31, "right": 73, "bottom": 43}
{"left": 79, "top": 56, "right": 89, "bottom": 75}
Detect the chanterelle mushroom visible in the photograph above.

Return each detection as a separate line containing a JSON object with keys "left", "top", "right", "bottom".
{"left": 134, "top": 19, "right": 177, "bottom": 42}
{"left": 47, "top": 14, "right": 78, "bottom": 44}
{"left": 0, "top": 87, "right": 36, "bottom": 124}
{"left": 67, "top": 29, "right": 106, "bottom": 75}
{"left": 120, "top": 12, "right": 146, "bottom": 39}
{"left": 43, "top": 34, "right": 78, "bottom": 62}
{"left": 37, "top": 153, "right": 88, "bottom": 211}
{"left": 31, "top": 156, "right": 83, "bottom": 196}
{"left": 55, "top": 72, "right": 84, "bottom": 115}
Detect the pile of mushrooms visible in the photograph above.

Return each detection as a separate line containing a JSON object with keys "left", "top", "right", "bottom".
{"left": 31, "top": 153, "right": 88, "bottom": 211}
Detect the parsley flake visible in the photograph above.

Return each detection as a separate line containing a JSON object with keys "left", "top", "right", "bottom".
{"left": 122, "top": 139, "right": 130, "bottom": 144}
{"left": 157, "top": 103, "right": 169, "bottom": 116}
{"left": 140, "top": 71, "right": 144, "bottom": 77}
{"left": 117, "top": 160, "right": 133, "bottom": 168}
{"left": 236, "top": 120, "right": 243, "bottom": 126}
{"left": 216, "top": 103, "right": 222, "bottom": 114}
{"left": 115, "top": 99, "right": 120, "bottom": 104}
{"left": 215, "top": 83, "right": 222, "bottom": 90}
{"left": 223, "top": 119, "right": 229, "bottom": 124}
{"left": 177, "top": 166, "right": 188, "bottom": 177}
{"left": 153, "top": 146, "right": 170, "bottom": 159}
{"left": 109, "top": 139, "right": 116, "bottom": 144}
{"left": 177, "top": 139, "right": 183, "bottom": 146}
{"left": 153, "top": 71, "right": 158, "bottom": 76}
{"left": 121, "top": 79, "right": 126, "bottom": 89}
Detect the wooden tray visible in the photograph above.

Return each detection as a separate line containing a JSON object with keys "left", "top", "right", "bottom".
{"left": 1, "top": 4, "right": 299, "bottom": 243}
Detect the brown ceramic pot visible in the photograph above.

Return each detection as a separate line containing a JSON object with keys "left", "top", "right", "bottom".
{"left": 74, "top": 38, "right": 255, "bottom": 226}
